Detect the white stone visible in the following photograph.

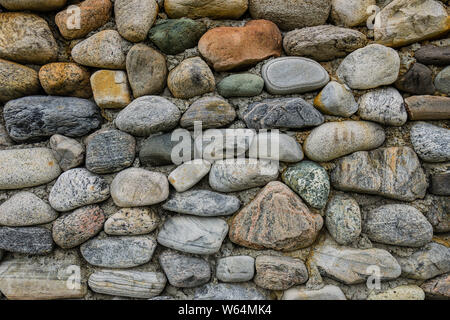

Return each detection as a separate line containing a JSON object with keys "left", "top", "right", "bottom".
{"left": 248, "top": 132, "right": 304, "bottom": 163}
{"left": 168, "top": 160, "right": 211, "bottom": 192}
{"left": 216, "top": 256, "right": 255, "bottom": 282}
{"left": 282, "top": 285, "right": 347, "bottom": 300}
{"left": 331, "top": 0, "right": 376, "bottom": 27}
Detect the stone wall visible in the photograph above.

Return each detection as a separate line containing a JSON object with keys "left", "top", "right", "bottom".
{"left": 0, "top": 0, "right": 449, "bottom": 300}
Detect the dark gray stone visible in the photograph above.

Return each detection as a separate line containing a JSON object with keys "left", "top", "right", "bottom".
{"left": 395, "top": 63, "right": 435, "bottom": 95}
{"left": 430, "top": 172, "right": 450, "bottom": 196}
{"left": 242, "top": 98, "right": 324, "bottom": 130}
{"left": 159, "top": 250, "right": 211, "bottom": 288}
{"left": 0, "top": 227, "right": 53, "bottom": 255}
{"left": 422, "top": 195, "right": 449, "bottom": 233}
{"left": 3, "top": 96, "right": 101, "bottom": 142}
{"left": 415, "top": 45, "right": 450, "bottom": 66}
{"left": 411, "top": 122, "right": 450, "bottom": 163}
{"left": 194, "top": 283, "right": 266, "bottom": 300}
{"left": 163, "top": 190, "right": 241, "bottom": 216}
{"left": 86, "top": 129, "right": 136, "bottom": 174}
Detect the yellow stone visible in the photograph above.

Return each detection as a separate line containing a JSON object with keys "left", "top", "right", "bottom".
{"left": 90, "top": 70, "right": 132, "bottom": 109}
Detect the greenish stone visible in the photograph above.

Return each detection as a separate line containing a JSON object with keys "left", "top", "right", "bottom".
{"left": 282, "top": 160, "right": 330, "bottom": 209}
{"left": 217, "top": 74, "right": 264, "bottom": 98}
{"left": 149, "top": 18, "right": 207, "bottom": 55}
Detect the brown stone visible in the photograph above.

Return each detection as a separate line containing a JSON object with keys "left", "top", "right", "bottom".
{"left": 0, "top": 0, "right": 67, "bottom": 11}
{"left": 39, "top": 63, "right": 92, "bottom": 98}
{"left": 0, "top": 59, "right": 40, "bottom": 103}
{"left": 229, "top": 181, "right": 323, "bottom": 251}
{"left": 405, "top": 95, "right": 450, "bottom": 120}
{"left": 198, "top": 20, "right": 282, "bottom": 72}
{"left": 55, "top": 0, "right": 112, "bottom": 40}
{"left": 90, "top": 70, "right": 132, "bottom": 109}
{"left": 165, "top": 0, "right": 248, "bottom": 19}
{"left": 421, "top": 273, "right": 450, "bottom": 299}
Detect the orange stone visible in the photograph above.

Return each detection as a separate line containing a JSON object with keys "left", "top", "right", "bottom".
{"left": 198, "top": 19, "right": 282, "bottom": 72}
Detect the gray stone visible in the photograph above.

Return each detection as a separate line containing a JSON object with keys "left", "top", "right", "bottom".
{"left": 435, "top": 66, "right": 450, "bottom": 95}
{"left": 411, "top": 122, "right": 450, "bottom": 163}
{"left": 243, "top": 98, "right": 324, "bottom": 130}
{"left": 81, "top": 235, "right": 157, "bottom": 268}
{"left": 282, "top": 285, "right": 347, "bottom": 300}
{"left": 364, "top": 204, "right": 433, "bottom": 247}
{"left": 86, "top": 129, "right": 136, "bottom": 174}
{"left": 157, "top": 216, "right": 228, "bottom": 255}
{"left": 248, "top": 132, "right": 304, "bottom": 163}
{"left": 430, "top": 172, "right": 450, "bottom": 196}
{"left": 89, "top": 270, "right": 166, "bottom": 299}
{"left": 337, "top": 44, "right": 400, "bottom": 90}
{"left": 217, "top": 74, "right": 264, "bottom": 98}
{"left": 395, "top": 63, "right": 435, "bottom": 95}
{"left": 0, "top": 227, "right": 53, "bottom": 255}
{"left": 331, "top": 147, "right": 428, "bottom": 201}
{"left": 422, "top": 195, "right": 450, "bottom": 233}
{"left": 421, "top": 273, "right": 450, "bottom": 299}
{"left": 216, "top": 256, "right": 255, "bottom": 283}
{"left": 304, "top": 121, "right": 385, "bottom": 162}
{"left": 313, "top": 81, "right": 358, "bottom": 117}
{"left": 262, "top": 57, "right": 329, "bottom": 95}
{"left": 49, "top": 134, "right": 85, "bottom": 171}
{"left": 325, "top": 194, "right": 361, "bottom": 245}
{"left": 110, "top": 168, "right": 169, "bottom": 207}
{"left": 104, "top": 207, "right": 159, "bottom": 236}
{"left": 163, "top": 190, "right": 241, "bottom": 217}
{"left": 194, "top": 283, "right": 266, "bottom": 300}
{"left": 249, "top": 0, "right": 331, "bottom": 30}
{"left": 4, "top": 96, "right": 101, "bottom": 142}
{"left": 139, "top": 131, "right": 194, "bottom": 166}
{"left": 209, "top": 159, "right": 279, "bottom": 192}
{"left": 115, "top": 0, "right": 158, "bottom": 43}
{"left": 367, "top": 285, "right": 425, "bottom": 300}
{"left": 331, "top": 0, "right": 376, "bottom": 27}
{"left": 311, "top": 237, "right": 401, "bottom": 284}
{"left": 180, "top": 97, "right": 236, "bottom": 129}
{"left": 394, "top": 243, "right": 450, "bottom": 280}
{"left": 283, "top": 25, "right": 367, "bottom": 61}
{"left": 254, "top": 255, "right": 308, "bottom": 290}
{"left": 0, "top": 123, "right": 12, "bottom": 147}
{"left": 0, "top": 192, "right": 58, "bottom": 227}
{"left": 49, "top": 168, "right": 110, "bottom": 212}
{"left": 115, "top": 96, "right": 181, "bottom": 136}
{"left": 71, "top": 30, "right": 126, "bottom": 69}
{"left": 0, "top": 148, "right": 61, "bottom": 190}
{"left": 168, "top": 160, "right": 211, "bottom": 192}
{"left": 358, "top": 87, "right": 407, "bottom": 126}
{"left": 159, "top": 250, "right": 211, "bottom": 288}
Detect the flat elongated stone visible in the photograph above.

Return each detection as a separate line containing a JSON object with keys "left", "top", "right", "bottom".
{"left": 115, "top": 0, "right": 158, "bottom": 43}
{"left": 0, "top": 192, "right": 57, "bottom": 227}
{"left": 165, "top": 0, "right": 248, "bottom": 19}
{"left": 303, "top": 121, "right": 385, "bottom": 162}
{"left": 159, "top": 250, "right": 211, "bottom": 288}
{"left": 0, "top": 59, "right": 40, "bottom": 103}
{"left": 115, "top": 96, "right": 181, "bottom": 136}
{"left": 325, "top": 194, "right": 361, "bottom": 245}
{"left": 0, "top": 227, "right": 53, "bottom": 255}
{"left": 415, "top": 45, "right": 450, "bottom": 66}
{"left": 0, "top": 148, "right": 61, "bottom": 190}
{"left": 364, "top": 204, "right": 433, "bottom": 247}
{"left": 411, "top": 122, "right": 450, "bottom": 163}
{"left": 81, "top": 236, "right": 157, "bottom": 268}
{"left": 337, "top": 44, "right": 400, "bottom": 90}
{"left": 104, "top": 208, "right": 159, "bottom": 236}
{"left": 282, "top": 285, "right": 346, "bottom": 300}
{"left": 209, "top": 159, "right": 279, "bottom": 192}
{"left": 52, "top": 205, "right": 105, "bottom": 249}
{"left": 248, "top": 132, "right": 304, "bottom": 163}
{"left": 243, "top": 98, "right": 324, "bottom": 130}
{"left": 163, "top": 190, "right": 241, "bottom": 217}
{"left": 86, "top": 129, "right": 136, "bottom": 174}
{"left": 430, "top": 172, "right": 450, "bottom": 196}
{"left": 4, "top": 96, "right": 101, "bottom": 142}
{"left": 331, "top": 0, "right": 375, "bottom": 27}
{"left": 49, "top": 134, "right": 85, "bottom": 171}
{"left": 367, "top": 285, "right": 425, "bottom": 300}
{"left": 230, "top": 181, "right": 323, "bottom": 251}
{"left": 314, "top": 81, "right": 358, "bottom": 117}
{"left": 217, "top": 74, "right": 264, "bottom": 98}
{"left": 283, "top": 25, "right": 367, "bottom": 61}
{"left": 395, "top": 243, "right": 450, "bottom": 280}
{"left": 216, "top": 256, "right": 255, "bottom": 282}
{"left": 262, "top": 57, "right": 329, "bottom": 95}
{"left": 331, "top": 147, "right": 428, "bottom": 201}
{"left": 195, "top": 283, "right": 266, "bottom": 300}
{"left": 198, "top": 20, "right": 282, "bottom": 72}
{"left": 168, "top": 160, "right": 211, "bottom": 192}
{"left": 395, "top": 63, "right": 435, "bottom": 95}
{"left": 311, "top": 238, "right": 401, "bottom": 284}
{"left": 374, "top": 0, "right": 450, "bottom": 47}
{"left": 0, "top": 13, "right": 57, "bottom": 64}
{"left": 405, "top": 95, "right": 450, "bottom": 120}
{"left": 180, "top": 97, "right": 236, "bottom": 129}
{"left": 89, "top": 270, "right": 166, "bottom": 299}
{"left": 0, "top": 0, "right": 67, "bottom": 11}
{"left": 421, "top": 274, "right": 450, "bottom": 299}
{"left": 0, "top": 259, "right": 87, "bottom": 300}
{"left": 49, "top": 168, "right": 110, "bottom": 212}
{"left": 126, "top": 44, "right": 167, "bottom": 98}
{"left": 90, "top": 70, "right": 132, "bottom": 109}
{"left": 358, "top": 87, "right": 407, "bottom": 126}
{"left": 110, "top": 168, "right": 169, "bottom": 207}
{"left": 157, "top": 216, "right": 228, "bottom": 255}
{"left": 282, "top": 161, "right": 330, "bottom": 209}
{"left": 254, "top": 255, "right": 308, "bottom": 290}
